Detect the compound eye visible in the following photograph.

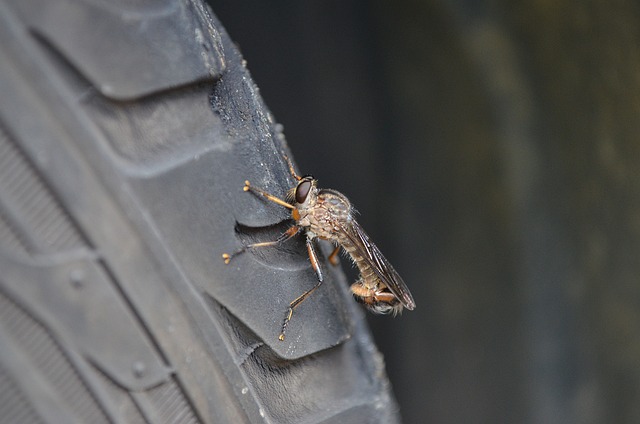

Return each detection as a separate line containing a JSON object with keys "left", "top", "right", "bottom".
{"left": 295, "top": 180, "right": 312, "bottom": 204}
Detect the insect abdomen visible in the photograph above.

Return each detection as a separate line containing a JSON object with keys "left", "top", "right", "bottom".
{"left": 342, "top": 240, "right": 404, "bottom": 315}
{"left": 342, "top": 241, "right": 378, "bottom": 288}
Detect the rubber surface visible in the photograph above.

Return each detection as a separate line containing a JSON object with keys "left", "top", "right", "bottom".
{"left": 0, "top": 0, "right": 400, "bottom": 423}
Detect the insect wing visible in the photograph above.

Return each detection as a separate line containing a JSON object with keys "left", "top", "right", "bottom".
{"left": 340, "top": 220, "right": 416, "bottom": 310}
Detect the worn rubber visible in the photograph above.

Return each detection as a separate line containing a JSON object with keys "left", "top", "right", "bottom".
{"left": 0, "top": 0, "right": 400, "bottom": 423}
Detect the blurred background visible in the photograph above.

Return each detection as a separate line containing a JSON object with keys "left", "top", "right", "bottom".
{"left": 211, "top": 1, "right": 640, "bottom": 423}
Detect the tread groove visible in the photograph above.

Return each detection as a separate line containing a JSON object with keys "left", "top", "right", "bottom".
{"left": 0, "top": 288, "right": 110, "bottom": 423}
{"left": 0, "top": 121, "right": 87, "bottom": 255}
{"left": 93, "top": 365, "right": 149, "bottom": 424}
{"left": 147, "top": 379, "right": 200, "bottom": 424}
{"left": 0, "top": 364, "right": 45, "bottom": 424}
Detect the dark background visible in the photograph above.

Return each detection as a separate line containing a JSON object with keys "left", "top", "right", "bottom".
{"left": 211, "top": 1, "right": 640, "bottom": 423}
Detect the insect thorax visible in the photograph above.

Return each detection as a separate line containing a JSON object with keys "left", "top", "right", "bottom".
{"left": 301, "top": 189, "right": 351, "bottom": 240}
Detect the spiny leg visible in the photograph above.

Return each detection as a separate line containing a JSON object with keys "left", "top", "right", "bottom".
{"left": 243, "top": 180, "right": 295, "bottom": 210}
{"left": 279, "top": 237, "right": 324, "bottom": 341}
{"left": 283, "top": 154, "right": 301, "bottom": 181}
{"left": 222, "top": 226, "right": 300, "bottom": 264}
{"left": 328, "top": 246, "right": 341, "bottom": 266}
{"left": 305, "top": 238, "right": 324, "bottom": 283}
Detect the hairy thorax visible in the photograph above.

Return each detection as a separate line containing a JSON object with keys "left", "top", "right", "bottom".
{"left": 297, "top": 189, "right": 352, "bottom": 242}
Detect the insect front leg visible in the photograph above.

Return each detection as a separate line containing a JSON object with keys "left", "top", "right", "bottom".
{"left": 279, "top": 237, "right": 324, "bottom": 341}
{"left": 283, "top": 154, "right": 302, "bottom": 181}
{"left": 242, "top": 180, "right": 295, "bottom": 210}
{"left": 222, "top": 226, "right": 300, "bottom": 264}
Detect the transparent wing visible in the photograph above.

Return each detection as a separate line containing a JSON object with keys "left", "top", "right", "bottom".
{"left": 340, "top": 220, "right": 416, "bottom": 310}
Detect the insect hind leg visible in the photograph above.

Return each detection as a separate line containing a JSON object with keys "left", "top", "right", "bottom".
{"left": 279, "top": 238, "right": 324, "bottom": 340}
{"left": 279, "top": 280, "right": 322, "bottom": 341}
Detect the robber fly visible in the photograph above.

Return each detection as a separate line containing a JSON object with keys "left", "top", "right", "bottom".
{"left": 222, "top": 156, "right": 415, "bottom": 340}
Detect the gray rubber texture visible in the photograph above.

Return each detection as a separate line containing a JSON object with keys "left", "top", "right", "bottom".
{"left": 0, "top": 0, "right": 399, "bottom": 423}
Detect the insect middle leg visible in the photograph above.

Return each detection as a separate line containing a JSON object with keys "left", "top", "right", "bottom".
{"left": 222, "top": 225, "right": 300, "bottom": 264}
{"left": 328, "top": 246, "right": 341, "bottom": 266}
{"left": 279, "top": 237, "right": 324, "bottom": 341}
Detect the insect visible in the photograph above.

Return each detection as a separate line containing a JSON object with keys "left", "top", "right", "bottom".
{"left": 222, "top": 156, "right": 415, "bottom": 341}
